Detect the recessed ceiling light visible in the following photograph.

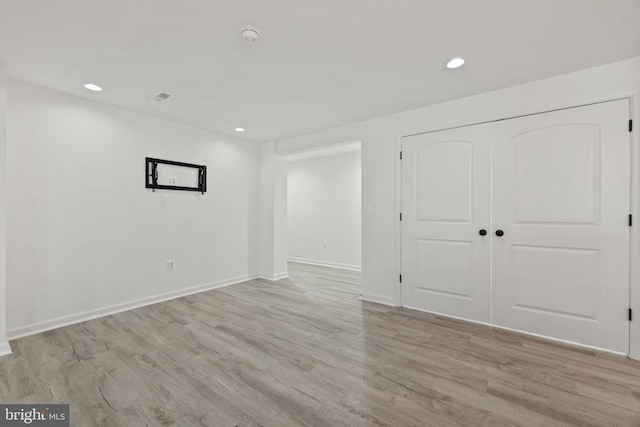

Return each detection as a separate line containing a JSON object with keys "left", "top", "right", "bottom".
{"left": 235, "top": 127, "right": 246, "bottom": 132}
{"left": 83, "top": 83, "right": 103, "bottom": 92}
{"left": 446, "top": 58, "right": 465, "bottom": 69}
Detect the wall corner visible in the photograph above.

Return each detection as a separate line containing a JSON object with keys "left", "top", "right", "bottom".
{"left": 0, "top": 62, "right": 7, "bottom": 350}
{"left": 258, "top": 141, "right": 288, "bottom": 279}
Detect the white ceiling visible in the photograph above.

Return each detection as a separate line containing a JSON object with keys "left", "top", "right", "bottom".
{"left": 1, "top": 0, "right": 639, "bottom": 142}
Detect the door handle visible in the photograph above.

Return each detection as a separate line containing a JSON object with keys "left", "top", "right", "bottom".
{"left": 495, "top": 229, "right": 504, "bottom": 237}
{"left": 478, "top": 229, "right": 487, "bottom": 236}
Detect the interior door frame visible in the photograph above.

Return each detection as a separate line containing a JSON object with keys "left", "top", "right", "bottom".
{"left": 395, "top": 91, "right": 640, "bottom": 360}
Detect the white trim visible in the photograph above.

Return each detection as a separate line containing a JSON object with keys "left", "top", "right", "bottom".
{"left": 360, "top": 293, "right": 397, "bottom": 307}
{"left": 258, "top": 272, "right": 290, "bottom": 281}
{"left": 7, "top": 273, "right": 259, "bottom": 340}
{"left": 0, "top": 341, "right": 12, "bottom": 357}
{"left": 397, "top": 91, "right": 637, "bottom": 141}
{"left": 394, "top": 134, "right": 403, "bottom": 306}
{"left": 288, "top": 257, "right": 361, "bottom": 272}
{"left": 629, "top": 91, "right": 640, "bottom": 361}
{"left": 403, "top": 305, "right": 627, "bottom": 357}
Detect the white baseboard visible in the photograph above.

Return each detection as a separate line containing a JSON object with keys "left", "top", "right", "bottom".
{"left": 490, "top": 322, "right": 627, "bottom": 356}
{"left": 360, "top": 293, "right": 396, "bottom": 307}
{"left": 258, "top": 272, "right": 290, "bottom": 281}
{"left": 402, "top": 304, "right": 628, "bottom": 357}
{"left": 7, "top": 273, "right": 259, "bottom": 341}
{"left": 0, "top": 341, "right": 12, "bottom": 357}
{"left": 288, "top": 257, "right": 361, "bottom": 272}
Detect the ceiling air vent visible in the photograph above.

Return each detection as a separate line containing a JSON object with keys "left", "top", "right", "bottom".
{"left": 149, "top": 92, "right": 171, "bottom": 103}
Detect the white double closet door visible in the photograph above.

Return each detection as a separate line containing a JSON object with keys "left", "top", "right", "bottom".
{"left": 401, "top": 100, "right": 631, "bottom": 353}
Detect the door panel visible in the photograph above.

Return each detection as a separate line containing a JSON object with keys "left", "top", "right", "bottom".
{"left": 492, "top": 100, "right": 630, "bottom": 353}
{"left": 416, "top": 239, "right": 473, "bottom": 298}
{"left": 401, "top": 124, "right": 491, "bottom": 322}
{"left": 513, "top": 125, "right": 599, "bottom": 224}
{"left": 416, "top": 142, "right": 472, "bottom": 222}
{"left": 510, "top": 245, "right": 600, "bottom": 319}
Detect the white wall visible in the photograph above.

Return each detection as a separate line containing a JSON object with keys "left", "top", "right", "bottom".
{"left": 0, "top": 63, "right": 8, "bottom": 355}
{"left": 6, "top": 80, "right": 260, "bottom": 338}
{"left": 276, "top": 57, "right": 640, "bottom": 354}
{"left": 287, "top": 151, "right": 361, "bottom": 270}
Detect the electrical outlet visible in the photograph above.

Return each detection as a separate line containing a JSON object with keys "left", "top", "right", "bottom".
{"left": 168, "top": 176, "right": 177, "bottom": 185}
{"left": 165, "top": 260, "right": 175, "bottom": 271}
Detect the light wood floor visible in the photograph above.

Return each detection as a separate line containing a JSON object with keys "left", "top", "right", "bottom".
{"left": 1, "top": 262, "right": 639, "bottom": 426}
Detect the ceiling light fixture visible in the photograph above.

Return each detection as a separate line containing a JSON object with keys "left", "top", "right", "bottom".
{"left": 235, "top": 127, "right": 246, "bottom": 132}
{"left": 446, "top": 57, "right": 465, "bottom": 69}
{"left": 83, "top": 83, "right": 103, "bottom": 92}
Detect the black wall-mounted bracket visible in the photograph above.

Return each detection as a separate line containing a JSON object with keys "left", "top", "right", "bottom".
{"left": 145, "top": 157, "right": 207, "bottom": 194}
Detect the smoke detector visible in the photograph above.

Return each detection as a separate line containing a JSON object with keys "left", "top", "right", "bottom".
{"left": 240, "top": 26, "right": 260, "bottom": 43}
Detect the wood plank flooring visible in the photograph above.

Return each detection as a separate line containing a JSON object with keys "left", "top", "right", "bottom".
{"left": 1, "top": 262, "right": 640, "bottom": 426}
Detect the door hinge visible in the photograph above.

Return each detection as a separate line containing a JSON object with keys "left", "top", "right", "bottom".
{"left": 630, "top": 119, "right": 633, "bottom": 132}
{"left": 400, "top": 212, "right": 403, "bottom": 221}
{"left": 399, "top": 151, "right": 403, "bottom": 160}
{"left": 399, "top": 274, "right": 402, "bottom": 283}
{"left": 629, "top": 214, "right": 633, "bottom": 227}
{"left": 629, "top": 308, "right": 633, "bottom": 321}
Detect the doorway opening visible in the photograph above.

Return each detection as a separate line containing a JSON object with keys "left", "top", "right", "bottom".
{"left": 286, "top": 142, "right": 362, "bottom": 288}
